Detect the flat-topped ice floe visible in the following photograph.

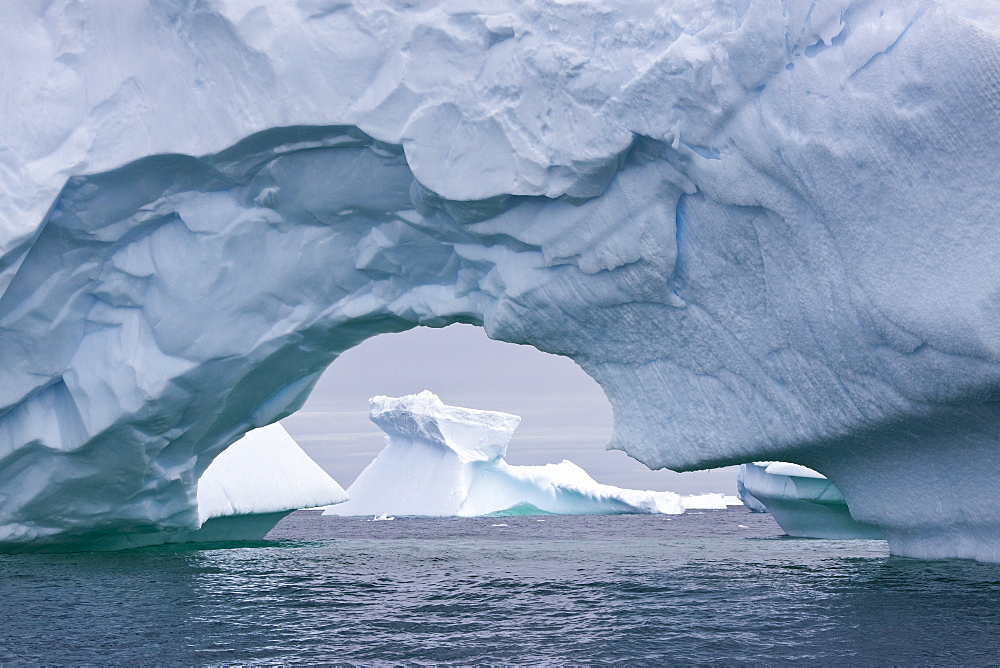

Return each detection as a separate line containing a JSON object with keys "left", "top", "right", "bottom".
{"left": 738, "top": 463, "right": 884, "bottom": 540}
{"left": 324, "top": 392, "right": 731, "bottom": 518}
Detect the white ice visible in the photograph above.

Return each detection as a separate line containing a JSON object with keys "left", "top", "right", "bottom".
{"left": 1, "top": 2, "right": 1000, "bottom": 558}
{"left": 197, "top": 422, "right": 348, "bottom": 526}
{"left": 324, "top": 392, "right": 726, "bottom": 517}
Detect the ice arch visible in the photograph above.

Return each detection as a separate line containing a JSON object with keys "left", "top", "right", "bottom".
{"left": 0, "top": 125, "right": 685, "bottom": 546}
{"left": 1, "top": 121, "right": 997, "bottom": 560}
{"left": 2, "top": 1, "right": 1000, "bottom": 560}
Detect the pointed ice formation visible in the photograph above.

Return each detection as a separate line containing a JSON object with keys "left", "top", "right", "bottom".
{"left": 195, "top": 423, "right": 348, "bottom": 540}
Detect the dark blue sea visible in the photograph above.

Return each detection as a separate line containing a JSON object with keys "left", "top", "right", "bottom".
{"left": 3, "top": 509, "right": 1000, "bottom": 664}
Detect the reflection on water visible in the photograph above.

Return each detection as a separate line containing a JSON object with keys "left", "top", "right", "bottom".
{"left": 2, "top": 510, "right": 999, "bottom": 664}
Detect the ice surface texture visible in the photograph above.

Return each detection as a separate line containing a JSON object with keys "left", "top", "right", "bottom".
{"left": 738, "top": 463, "right": 884, "bottom": 539}
{"left": 1, "top": 1, "right": 1000, "bottom": 558}
{"left": 324, "top": 391, "right": 732, "bottom": 517}
{"left": 736, "top": 464, "right": 769, "bottom": 514}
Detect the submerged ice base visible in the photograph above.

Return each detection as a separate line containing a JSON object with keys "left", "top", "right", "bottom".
{"left": 324, "top": 392, "right": 733, "bottom": 518}
{"left": 2, "top": 2, "right": 1000, "bottom": 559}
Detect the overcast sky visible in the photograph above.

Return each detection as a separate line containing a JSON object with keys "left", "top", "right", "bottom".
{"left": 281, "top": 323, "right": 737, "bottom": 495}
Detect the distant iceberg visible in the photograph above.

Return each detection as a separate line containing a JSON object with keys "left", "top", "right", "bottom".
{"left": 194, "top": 423, "right": 348, "bottom": 541}
{"left": 324, "top": 392, "right": 738, "bottom": 518}
{"left": 738, "top": 462, "right": 884, "bottom": 540}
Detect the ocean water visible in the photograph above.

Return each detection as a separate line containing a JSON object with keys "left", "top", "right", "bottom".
{"left": 2, "top": 509, "right": 1000, "bottom": 664}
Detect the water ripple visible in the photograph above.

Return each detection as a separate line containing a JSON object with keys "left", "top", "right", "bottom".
{"left": 2, "top": 511, "right": 1000, "bottom": 664}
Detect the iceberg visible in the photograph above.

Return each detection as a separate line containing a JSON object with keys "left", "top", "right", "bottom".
{"left": 194, "top": 423, "right": 348, "bottom": 540}
{"left": 39, "top": 424, "right": 348, "bottom": 550}
{"left": 325, "top": 392, "right": 719, "bottom": 517}
{"left": 1, "top": 2, "right": 1000, "bottom": 558}
{"left": 738, "top": 463, "right": 884, "bottom": 540}
{"left": 683, "top": 494, "right": 745, "bottom": 511}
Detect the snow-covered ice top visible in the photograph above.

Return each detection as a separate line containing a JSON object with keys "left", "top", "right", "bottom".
{"left": 762, "top": 462, "right": 826, "bottom": 480}
{"left": 326, "top": 392, "right": 728, "bottom": 517}
{"left": 368, "top": 391, "right": 521, "bottom": 464}
{"left": 1, "top": 1, "right": 1000, "bottom": 558}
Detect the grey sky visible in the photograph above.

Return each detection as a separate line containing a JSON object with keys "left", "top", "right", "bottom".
{"left": 282, "top": 323, "right": 737, "bottom": 495}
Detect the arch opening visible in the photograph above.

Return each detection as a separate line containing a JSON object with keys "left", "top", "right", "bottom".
{"left": 281, "top": 323, "right": 738, "bottom": 496}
